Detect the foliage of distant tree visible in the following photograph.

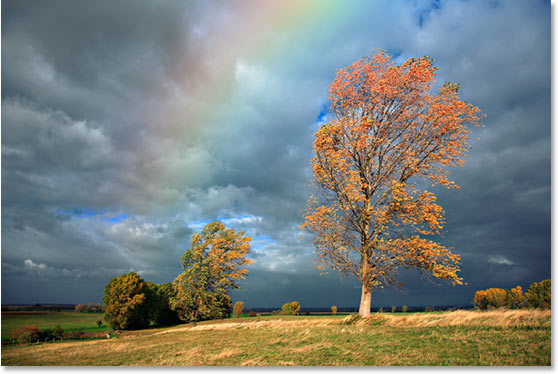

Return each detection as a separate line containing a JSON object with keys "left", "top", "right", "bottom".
{"left": 170, "top": 222, "right": 251, "bottom": 324}
{"left": 87, "top": 302, "right": 104, "bottom": 313}
{"left": 302, "top": 51, "right": 482, "bottom": 317}
{"left": 281, "top": 301, "right": 300, "bottom": 315}
{"left": 505, "top": 286, "right": 524, "bottom": 309}
{"left": 331, "top": 305, "right": 337, "bottom": 315}
{"left": 525, "top": 279, "right": 551, "bottom": 309}
{"left": 75, "top": 304, "right": 86, "bottom": 313}
{"left": 233, "top": 301, "right": 244, "bottom": 318}
{"left": 103, "top": 272, "right": 151, "bottom": 330}
{"left": 473, "top": 288, "right": 508, "bottom": 310}
{"left": 391, "top": 306, "right": 396, "bottom": 313}
{"left": 402, "top": 305, "right": 408, "bottom": 313}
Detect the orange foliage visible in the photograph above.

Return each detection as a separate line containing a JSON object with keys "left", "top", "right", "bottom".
{"left": 302, "top": 51, "right": 482, "bottom": 312}
{"left": 473, "top": 288, "right": 508, "bottom": 310}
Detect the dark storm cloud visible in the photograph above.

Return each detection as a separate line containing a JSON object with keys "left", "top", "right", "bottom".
{"left": 1, "top": 0, "right": 550, "bottom": 307}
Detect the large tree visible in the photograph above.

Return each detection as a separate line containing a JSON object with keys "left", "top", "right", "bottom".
{"left": 302, "top": 52, "right": 482, "bottom": 317}
{"left": 170, "top": 221, "right": 252, "bottom": 323}
{"left": 103, "top": 272, "right": 151, "bottom": 330}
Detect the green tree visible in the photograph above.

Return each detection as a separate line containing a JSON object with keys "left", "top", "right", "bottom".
{"left": 525, "top": 279, "right": 551, "bottom": 309}
{"left": 146, "top": 282, "right": 180, "bottom": 326}
{"left": 170, "top": 273, "right": 231, "bottom": 323}
{"left": 103, "top": 272, "right": 151, "bottom": 330}
{"left": 170, "top": 222, "right": 251, "bottom": 324}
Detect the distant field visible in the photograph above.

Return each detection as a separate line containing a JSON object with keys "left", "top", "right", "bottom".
{"left": 2, "top": 311, "right": 108, "bottom": 339}
{"left": 1, "top": 310, "right": 550, "bottom": 366}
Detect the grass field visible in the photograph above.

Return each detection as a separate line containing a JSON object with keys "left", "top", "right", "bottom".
{"left": 1, "top": 309, "right": 550, "bottom": 366}
{"left": 2, "top": 311, "right": 108, "bottom": 340}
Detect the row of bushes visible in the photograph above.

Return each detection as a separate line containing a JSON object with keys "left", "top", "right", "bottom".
{"left": 8, "top": 325, "right": 88, "bottom": 344}
{"left": 75, "top": 302, "right": 104, "bottom": 313}
{"left": 473, "top": 279, "right": 551, "bottom": 310}
{"left": 233, "top": 301, "right": 301, "bottom": 317}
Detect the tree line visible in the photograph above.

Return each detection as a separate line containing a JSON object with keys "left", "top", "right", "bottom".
{"left": 472, "top": 279, "right": 551, "bottom": 310}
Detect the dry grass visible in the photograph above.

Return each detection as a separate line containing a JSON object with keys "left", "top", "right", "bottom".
{"left": 2, "top": 310, "right": 550, "bottom": 366}
{"left": 357, "top": 309, "right": 551, "bottom": 328}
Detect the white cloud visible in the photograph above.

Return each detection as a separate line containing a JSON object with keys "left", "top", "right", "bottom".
{"left": 488, "top": 256, "right": 514, "bottom": 266}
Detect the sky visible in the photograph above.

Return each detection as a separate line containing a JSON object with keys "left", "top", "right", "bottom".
{"left": 1, "top": 0, "right": 550, "bottom": 308}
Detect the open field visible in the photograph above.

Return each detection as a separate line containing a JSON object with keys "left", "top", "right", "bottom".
{"left": 1, "top": 309, "right": 550, "bottom": 366}
{"left": 2, "top": 311, "right": 108, "bottom": 340}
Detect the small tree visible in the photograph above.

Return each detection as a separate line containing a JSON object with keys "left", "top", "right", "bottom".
{"left": 74, "top": 304, "right": 86, "bottom": 313}
{"left": 281, "top": 301, "right": 300, "bottom": 315}
{"left": 87, "top": 302, "right": 97, "bottom": 313}
{"left": 473, "top": 288, "right": 507, "bottom": 310}
{"left": 525, "top": 279, "right": 551, "bottom": 309}
{"left": 233, "top": 301, "right": 244, "bottom": 318}
{"left": 402, "top": 305, "right": 408, "bottom": 313}
{"left": 377, "top": 307, "right": 384, "bottom": 313}
{"left": 331, "top": 305, "right": 338, "bottom": 315}
{"left": 171, "top": 221, "right": 252, "bottom": 324}
{"left": 391, "top": 306, "right": 396, "bottom": 313}
{"left": 103, "top": 272, "right": 151, "bottom": 330}
{"left": 506, "top": 286, "right": 524, "bottom": 309}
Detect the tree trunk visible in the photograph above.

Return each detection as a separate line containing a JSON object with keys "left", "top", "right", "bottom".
{"left": 358, "top": 283, "right": 372, "bottom": 317}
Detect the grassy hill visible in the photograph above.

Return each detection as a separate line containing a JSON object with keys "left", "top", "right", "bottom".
{"left": 1, "top": 309, "right": 550, "bottom": 366}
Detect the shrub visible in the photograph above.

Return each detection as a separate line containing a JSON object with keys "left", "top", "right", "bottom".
{"left": 472, "top": 288, "right": 507, "bottom": 310}
{"left": 377, "top": 307, "right": 383, "bottom": 313}
{"left": 525, "top": 279, "right": 551, "bottom": 309}
{"left": 63, "top": 331, "right": 85, "bottom": 340}
{"left": 10, "top": 326, "right": 40, "bottom": 344}
{"left": 39, "top": 328, "right": 54, "bottom": 342}
{"left": 233, "top": 301, "right": 244, "bottom": 318}
{"left": 271, "top": 310, "right": 281, "bottom": 316}
{"left": 75, "top": 304, "right": 86, "bottom": 313}
{"left": 402, "top": 305, "right": 408, "bottom": 313}
{"left": 331, "top": 305, "right": 337, "bottom": 315}
{"left": 96, "top": 320, "right": 103, "bottom": 327}
{"left": 103, "top": 272, "right": 151, "bottom": 330}
{"left": 424, "top": 306, "right": 435, "bottom": 312}
{"left": 248, "top": 311, "right": 257, "bottom": 317}
{"left": 281, "top": 301, "right": 300, "bottom": 315}
{"left": 53, "top": 324, "right": 64, "bottom": 340}
{"left": 391, "top": 306, "right": 396, "bottom": 313}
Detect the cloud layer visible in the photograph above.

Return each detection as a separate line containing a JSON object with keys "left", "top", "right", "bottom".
{"left": 2, "top": 0, "right": 550, "bottom": 307}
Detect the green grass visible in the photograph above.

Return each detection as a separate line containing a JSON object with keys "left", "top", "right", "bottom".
{"left": 1, "top": 310, "right": 551, "bottom": 366}
{"left": 2, "top": 311, "right": 108, "bottom": 339}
